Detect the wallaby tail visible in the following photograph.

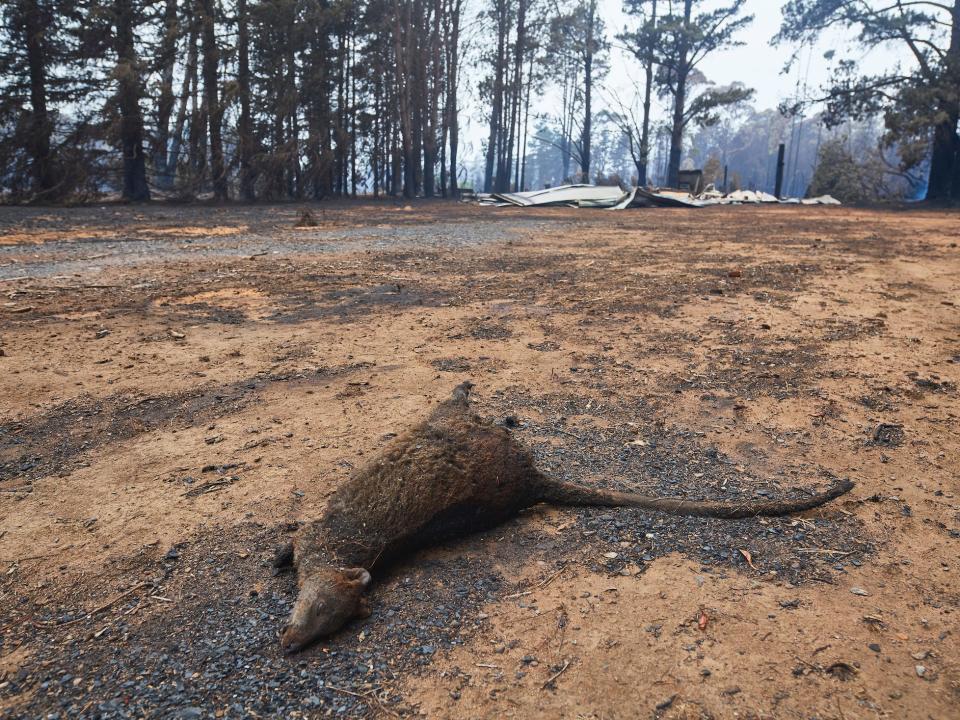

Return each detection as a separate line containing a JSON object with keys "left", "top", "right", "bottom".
{"left": 538, "top": 478, "right": 854, "bottom": 519}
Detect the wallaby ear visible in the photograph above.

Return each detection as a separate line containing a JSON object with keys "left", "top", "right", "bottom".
{"left": 341, "top": 567, "right": 372, "bottom": 588}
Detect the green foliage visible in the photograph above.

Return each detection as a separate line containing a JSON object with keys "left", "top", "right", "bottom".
{"left": 776, "top": 0, "right": 960, "bottom": 200}
{"left": 808, "top": 136, "right": 910, "bottom": 203}
{"left": 684, "top": 82, "right": 754, "bottom": 129}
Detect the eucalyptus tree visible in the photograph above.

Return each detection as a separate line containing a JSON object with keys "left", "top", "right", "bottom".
{"left": 777, "top": 0, "right": 960, "bottom": 201}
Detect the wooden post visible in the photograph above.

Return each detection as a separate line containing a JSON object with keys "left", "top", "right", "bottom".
{"left": 774, "top": 143, "right": 786, "bottom": 199}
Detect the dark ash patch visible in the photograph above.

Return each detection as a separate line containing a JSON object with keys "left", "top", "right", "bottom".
{"left": 432, "top": 357, "right": 473, "bottom": 373}
{"left": 469, "top": 321, "right": 514, "bottom": 341}
{"left": 481, "top": 387, "right": 867, "bottom": 586}
{"left": 0, "top": 523, "right": 506, "bottom": 719}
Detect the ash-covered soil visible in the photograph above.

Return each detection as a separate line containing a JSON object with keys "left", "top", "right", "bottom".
{"left": 1, "top": 202, "right": 958, "bottom": 719}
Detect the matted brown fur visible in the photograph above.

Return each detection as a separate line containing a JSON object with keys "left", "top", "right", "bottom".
{"left": 278, "top": 382, "right": 853, "bottom": 651}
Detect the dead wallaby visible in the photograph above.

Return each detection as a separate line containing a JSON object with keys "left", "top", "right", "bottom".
{"left": 277, "top": 381, "right": 853, "bottom": 652}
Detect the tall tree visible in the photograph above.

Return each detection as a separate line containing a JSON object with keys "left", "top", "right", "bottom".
{"left": 777, "top": 0, "right": 960, "bottom": 201}
{"left": 651, "top": 0, "right": 753, "bottom": 187}
{"left": 112, "top": 0, "right": 150, "bottom": 200}
{"left": 236, "top": 0, "right": 256, "bottom": 200}
{"left": 442, "top": 0, "right": 463, "bottom": 194}
{"left": 199, "top": 0, "right": 226, "bottom": 200}
{"left": 0, "top": 0, "right": 81, "bottom": 200}
{"left": 483, "top": 0, "right": 509, "bottom": 192}
{"left": 21, "top": 0, "right": 56, "bottom": 196}
{"left": 152, "top": 0, "right": 178, "bottom": 190}
{"left": 545, "top": 0, "right": 608, "bottom": 183}
{"left": 0, "top": 0, "right": 464, "bottom": 202}
{"left": 619, "top": 0, "right": 658, "bottom": 185}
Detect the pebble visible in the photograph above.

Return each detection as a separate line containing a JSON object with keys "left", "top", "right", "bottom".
{"left": 850, "top": 587, "right": 869, "bottom": 596}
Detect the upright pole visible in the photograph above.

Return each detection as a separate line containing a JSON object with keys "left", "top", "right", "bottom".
{"left": 774, "top": 143, "right": 786, "bottom": 198}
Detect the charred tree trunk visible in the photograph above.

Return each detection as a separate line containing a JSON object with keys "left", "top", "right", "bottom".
{"left": 114, "top": 0, "right": 150, "bottom": 201}
{"left": 392, "top": 0, "right": 416, "bottom": 198}
{"left": 505, "top": 0, "right": 526, "bottom": 192}
{"left": 926, "top": 0, "right": 960, "bottom": 201}
{"left": 153, "top": 0, "right": 178, "bottom": 190}
{"left": 484, "top": 0, "right": 507, "bottom": 193}
{"left": 284, "top": 20, "right": 300, "bottom": 199}
{"left": 446, "top": 0, "right": 461, "bottom": 195}
{"left": 519, "top": 49, "right": 533, "bottom": 190}
{"left": 638, "top": 0, "right": 656, "bottom": 186}
{"left": 200, "top": 0, "right": 227, "bottom": 200}
{"left": 167, "top": 13, "right": 197, "bottom": 188}
{"left": 237, "top": 0, "right": 255, "bottom": 200}
{"left": 666, "top": 0, "right": 692, "bottom": 188}
{"left": 580, "top": 0, "right": 595, "bottom": 183}
{"left": 422, "top": 0, "right": 442, "bottom": 197}
{"left": 187, "top": 25, "right": 206, "bottom": 194}
{"left": 23, "top": 0, "right": 56, "bottom": 198}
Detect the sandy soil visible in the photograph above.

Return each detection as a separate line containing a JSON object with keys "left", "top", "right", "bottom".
{"left": 0, "top": 201, "right": 957, "bottom": 719}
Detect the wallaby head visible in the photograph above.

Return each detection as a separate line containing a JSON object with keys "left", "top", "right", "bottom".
{"left": 280, "top": 565, "right": 371, "bottom": 653}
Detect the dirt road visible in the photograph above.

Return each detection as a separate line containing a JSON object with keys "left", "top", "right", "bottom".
{"left": 0, "top": 202, "right": 957, "bottom": 718}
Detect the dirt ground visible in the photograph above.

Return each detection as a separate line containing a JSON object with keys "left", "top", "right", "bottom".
{"left": 0, "top": 201, "right": 957, "bottom": 719}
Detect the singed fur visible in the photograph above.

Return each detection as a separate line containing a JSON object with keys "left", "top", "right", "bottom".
{"left": 278, "top": 381, "right": 853, "bottom": 651}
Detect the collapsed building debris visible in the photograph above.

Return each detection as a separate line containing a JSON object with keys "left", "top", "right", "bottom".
{"left": 473, "top": 183, "right": 841, "bottom": 209}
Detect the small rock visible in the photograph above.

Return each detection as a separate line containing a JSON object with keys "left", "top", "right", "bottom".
{"left": 915, "top": 665, "right": 926, "bottom": 678}
{"left": 656, "top": 695, "right": 677, "bottom": 711}
{"left": 868, "top": 643, "right": 881, "bottom": 653}
{"left": 850, "top": 587, "right": 869, "bottom": 596}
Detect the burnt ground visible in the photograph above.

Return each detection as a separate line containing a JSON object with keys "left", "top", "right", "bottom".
{"left": 0, "top": 201, "right": 958, "bottom": 719}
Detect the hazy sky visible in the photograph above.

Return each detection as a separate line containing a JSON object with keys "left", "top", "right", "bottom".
{"left": 601, "top": 0, "right": 911, "bottom": 108}
{"left": 459, "top": 0, "right": 916, "bottom": 167}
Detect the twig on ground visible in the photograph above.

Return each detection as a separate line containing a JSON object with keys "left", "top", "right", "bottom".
{"left": 537, "top": 563, "right": 568, "bottom": 589}
{"left": 182, "top": 478, "right": 237, "bottom": 497}
{"left": 57, "top": 581, "right": 150, "bottom": 627}
{"left": 327, "top": 685, "right": 399, "bottom": 718}
{"left": 541, "top": 660, "right": 571, "bottom": 689}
